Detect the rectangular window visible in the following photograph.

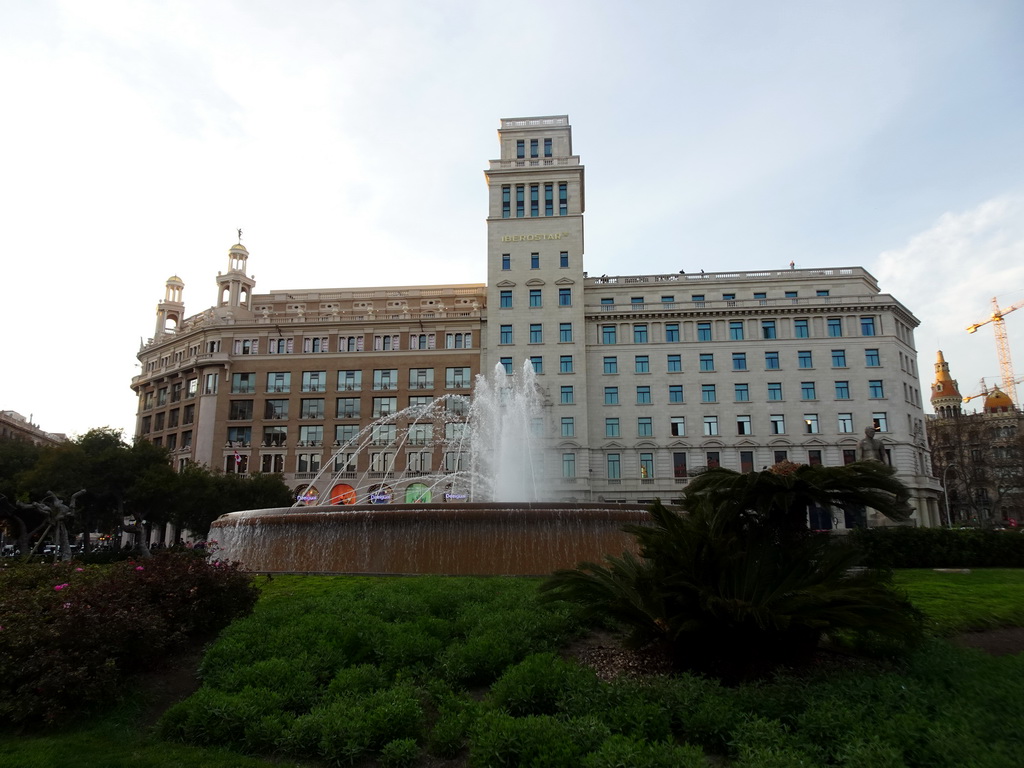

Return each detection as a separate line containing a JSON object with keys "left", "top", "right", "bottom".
{"left": 861, "top": 316, "right": 877, "bottom": 336}
{"left": 516, "top": 185, "right": 525, "bottom": 217}
{"left": 633, "top": 324, "right": 648, "bottom": 343}
{"left": 697, "top": 322, "right": 712, "bottom": 342}
{"left": 607, "top": 453, "right": 621, "bottom": 480}
{"left": 674, "top": 453, "right": 688, "bottom": 478}
{"left": 838, "top": 413, "right": 854, "bottom": 433}
{"left": 740, "top": 451, "right": 754, "bottom": 473}
{"left": 559, "top": 182, "right": 568, "bottom": 215}
{"left": 227, "top": 425, "right": 252, "bottom": 445}
{"left": 501, "top": 253, "right": 510, "bottom": 270}
{"left": 732, "top": 352, "right": 747, "bottom": 371}
{"left": 808, "top": 449, "right": 823, "bottom": 467}
{"left": 828, "top": 318, "right": 843, "bottom": 337}
{"left": 637, "top": 417, "right": 653, "bottom": 437}
{"left": 338, "top": 370, "right": 362, "bottom": 391}
{"left": 444, "top": 367, "right": 471, "bottom": 389}
{"left": 268, "top": 337, "right": 293, "bottom": 354}
{"left": 770, "top": 414, "right": 786, "bottom": 434}
{"left": 604, "top": 386, "right": 619, "bottom": 404}
{"left": 234, "top": 338, "right": 258, "bottom": 355}
{"left": 873, "top": 412, "right": 889, "bottom": 432}
{"left": 701, "top": 384, "right": 716, "bottom": 403}
{"left": 804, "top": 414, "right": 819, "bottom": 434}
{"left": 231, "top": 373, "right": 255, "bottom": 394}
{"left": 560, "top": 355, "right": 573, "bottom": 373}
{"left": 500, "top": 357, "right": 513, "bottom": 374}
{"left": 865, "top": 348, "right": 880, "bottom": 367}
{"left": 229, "top": 400, "right": 253, "bottom": 420}
{"left": 835, "top": 380, "right": 851, "bottom": 399}
{"left": 832, "top": 349, "right": 847, "bottom": 367}
{"left": 605, "top": 417, "right": 620, "bottom": 438}
{"left": 300, "top": 398, "right": 325, "bottom": 419}
{"left": 774, "top": 450, "right": 788, "bottom": 464}
{"left": 785, "top": 291, "right": 798, "bottom": 299}
{"left": 767, "top": 382, "right": 783, "bottom": 401}
{"left": 635, "top": 355, "right": 650, "bottom": 373}
{"left": 529, "top": 323, "right": 543, "bottom": 343}
{"left": 706, "top": 452, "right": 720, "bottom": 469}
{"left": 530, "top": 252, "right": 540, "bottom": 269}
{"left": 762, "top": 320, "right": 777, "bottom": 339}
{"left": 670, "top": 416, "right": 685, "bottom": 436}
{"left": 603, "top": 356, "right": 618, "bottom": 374}
{"left": 737, "top": 415, "right": 752, "bottom": 435}
{"left": 794, "top": 318, "right": 809, "bottom": 338}
{"left": 516, "top": 139, "right": 525, "bottom": 158}
{"left": 372, "top": 369, "right": 398, "bottom": 391}
{"left": 600, "top": 297, "right": 614, "bottom": 305}
{"left": 530, "top": 289, "right": 542, "bottom": 307}
{"left": 669, "top": 384, "right": 683, "bottom": 403}
{"left": 500, "top": 325, "right": 513, "bottom": 344}
{"left": 636, "top": 386, "right": 652, "bottom": 404}
{"left": 765, "top": 351, "right": 780, "bottom": 369}
{"left": 801, "top": 381, "right": 817, "bottom": 400}
{"left": 530, "top": 356, "right": 543, "bottom": 374}
{"left": 544, "top": 138, "right": 552, "bottom": 157}
{"left": 561, "top": 417, "right": 575, "bottom": 437}
{"left": 336, "top": 398, "right": 360, "bottom": 419}
{"left": 500, "top": 290, "right": 512, "bottom": 308}
{"left": 558, "top": 288, "right": 571, "bottom": 306}
{"left": 545, "top": 183, "right": 555, "bottom": 216}
{"left": 529, "top": 138, "right": 538, "bottom": 158}
{"left": 299, "top": 371, "right": 325, "bottom": 393}
{"left": 371, "top": 397, "right": 397, "bottom": 418}
{"left": 298, "top": 424, "right": 323, "bottom": 446}
{"left": 734, "top": 383, "right": 750, "bottom": 402}
{"left": 699, "top": 353, "right": 714, "bottom": 371}
{"left": 560, "top": 385, "right": 574, "bottom": 404}
{"left": 869, "top": 380, "right": 885, "bottom": 398}
{"left": 303, "top": 336, "right": 329, "bottom": 353}
{"left": 798, "top": 350, "right": 813, "bottom": 368}
{"left": 559, "top": 251, "right": 568, "bottom": 267}
{"left": 667, "top": 354, "right": 682, "bottom": 372}
{"left": 562, "top": 453, "right": 576, "bottom": 478}
{"left": 373, "top": 334, "right": 400, "bottom": 351}
{"left": 639, "top": 453, "right": 654, "bottom": 479}
{"left": 723, "top": 293, "right": 736, "bottom": 301}
{"left": 665, "top": 323, "right": 680, "bottom": 342}
{"left": 559, "top": 322, "right": 573, "bottom": 342}
{"left": 703, "top": 415, "right": 719, "bottom": 436}
{"left": 530, "top": 185, "right": 539, "bottom": 217}
{"left": 602, "top": 325, "right": 617, "bottom": 344}
{"left": 729, "top": 320, "right": 744, "bottom": 340}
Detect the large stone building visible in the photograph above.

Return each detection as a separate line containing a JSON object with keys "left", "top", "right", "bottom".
{"left": 0, "top": 411, "right": 66, "bottom": 447}
{"left": 927, "top": 351, "right": 1023, "bottom": 525}
{"left": 132, "top": 115, "right": 942, "bottom": 525}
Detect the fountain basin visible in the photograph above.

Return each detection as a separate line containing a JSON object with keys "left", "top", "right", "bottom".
{"left": 211, "top": 503, "right": 651, "bottom": 576}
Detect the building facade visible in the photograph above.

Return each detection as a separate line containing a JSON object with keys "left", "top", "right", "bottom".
{"left": 927, "top": 352, "right": 1023, "bottom": 525}
{"left": 0, "top": 411, "right": 66, "bottom": 446}
{"left": 132, "top": 115, "right": 941, "bottom": 525}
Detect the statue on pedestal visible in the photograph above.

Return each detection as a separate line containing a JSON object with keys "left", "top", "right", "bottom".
{"left": 858, "top": 426, "right": 885, "bottom": 462}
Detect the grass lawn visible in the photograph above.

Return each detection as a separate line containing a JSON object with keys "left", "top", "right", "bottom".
{"left": 894, "top": 568, "right": 1024, "bottom": 634}
{"left": 2, "top": 570, "right": 1023, "bottom": 768}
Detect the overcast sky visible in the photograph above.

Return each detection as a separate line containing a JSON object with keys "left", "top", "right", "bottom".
{"left": 2, "top": 0, "right": 1022, "bottom": 440}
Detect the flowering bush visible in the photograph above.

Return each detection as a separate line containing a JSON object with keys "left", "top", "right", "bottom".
{"left": 0, "top": 553, "right": 258, "bottom": 726}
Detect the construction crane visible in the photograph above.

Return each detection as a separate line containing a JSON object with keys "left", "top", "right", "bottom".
{"left": 966, "top": 295, "right": 1024, "bottom": 408}
{"left": 962, "top": 376, "right": 1024, "bottom": 404}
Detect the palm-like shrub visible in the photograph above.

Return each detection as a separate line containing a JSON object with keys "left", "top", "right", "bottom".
{"left": 541, "top": 462, "right": 922, "bottom": 681}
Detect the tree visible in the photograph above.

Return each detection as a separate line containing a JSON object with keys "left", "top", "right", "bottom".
{"left": 541, "top": 462, "right": 921, "bottom": 682}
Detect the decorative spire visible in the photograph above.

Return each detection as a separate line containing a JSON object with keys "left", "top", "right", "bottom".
{"left": 930, "top": 350, "right": 962, "bottom": 417}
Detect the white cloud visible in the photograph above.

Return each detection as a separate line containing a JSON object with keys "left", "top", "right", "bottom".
{"left": 875, "top": 196, "right": 1024, "bottom": 408}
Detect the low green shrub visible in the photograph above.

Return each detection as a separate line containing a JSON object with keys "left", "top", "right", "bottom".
{"left": 849, "top": 526, "right": 1024, "bottom": 568}
{"left": 582, "top": 734, "right": 705, "bottom": 768}
{"left": 379, "top": 737, "right": 419, "bottom": 768}
{"left": 469, "top": 711, "right": 585, "bottom": 768}
{"left": 488, "top": 652, "right": 600, "bottom": 716}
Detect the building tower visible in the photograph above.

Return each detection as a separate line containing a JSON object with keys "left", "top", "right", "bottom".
{"left": 484, "top": 116, "right": 589, "bottom": 492}
{"left": 930, "top": 350, "right": 962, "bottom": 418}
{"left": 216, "top": 242, "right": 256, "bottom": 312}
{"left": 155, "top": 275, "right": 185, "bottom": 338}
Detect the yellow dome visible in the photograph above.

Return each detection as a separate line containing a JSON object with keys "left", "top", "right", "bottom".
{"left": 166, "top": 275, "right": 184, "bottom": 284}
{"left": 984, "top": 387, "right": 1014, "bottom": 413}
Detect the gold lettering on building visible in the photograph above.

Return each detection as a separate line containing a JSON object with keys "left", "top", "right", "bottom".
{"left": 500, "top": 232, "right": 571, "bottom": 243}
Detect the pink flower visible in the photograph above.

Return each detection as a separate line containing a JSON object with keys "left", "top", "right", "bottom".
{"left": 54, "top": 583, "right": 69, "bottom": 591}
{"left": 62, "top": 603, "right": 71, "bottom": 609}
{"left": 75, "top": 567, "right": 84, "bottom": 572}
{"left": 135, "top": 566, "right": 145, "bottom": 571}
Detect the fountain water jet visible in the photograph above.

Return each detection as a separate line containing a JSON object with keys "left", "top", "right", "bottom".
{"left": 212, "top": 362, "right": 650, "bottom": 574}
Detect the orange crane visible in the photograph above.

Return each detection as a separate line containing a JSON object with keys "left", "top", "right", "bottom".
{"left": 961, "top": 376, "right": 1024, "bottom": 404}
{"left": 966, "top": 296, "right": 1024, "bottom": 408}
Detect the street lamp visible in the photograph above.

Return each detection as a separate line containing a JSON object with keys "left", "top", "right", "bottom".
{"left": 942, "top": 464, "right": 960, "bottom": 527}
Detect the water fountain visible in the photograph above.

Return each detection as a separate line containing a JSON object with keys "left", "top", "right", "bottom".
{"left": 211, "top": 363, "right": 649, "bottom": 575}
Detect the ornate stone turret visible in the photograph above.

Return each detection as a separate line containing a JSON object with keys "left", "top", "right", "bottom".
{"left": 155, "top": 275, "right": 185, "bottom": 337}
{"left": 984, "top": 386, "right": 1014, "bottom": 414}
{"left": 930, "top": 350, "right": 962, "bottom": 418}
{"left": 215, "top": 239, "right": 255, "bottom": 313}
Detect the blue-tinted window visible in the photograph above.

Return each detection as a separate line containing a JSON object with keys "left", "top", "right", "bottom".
{"left": 735, "top": 383, "right": 750, "bottom": 402}
{"left": 637, "top": 417, "right": 653, "bottom": 436}
{"left": 559, "top": 323, "right": 572, "bottom": 342}
{"left": 765, "top": 351, "right": 780, "bottom": 369}
{"left": 560, "top": 385, "right": 573, "bottom": 404}
{"left": 794, "top": 318, "right": 809, "bottom": 338}
{"left": 801, "top": 381, "right": 817, "bottom": 399}
{"left": 500, "top": 357, "right": 513, "bottom": 374}
{"left": 559, "top": 251, "right": 568, "bottom": 267}
{"left": 768, "top": 382, "right": 783, "bottom": 401}
{"left": 762, "top": 320, "right": 777, "bottom": 339}
{"left": 732, "top": 352, "right": 747, "bottom": 371}
{"left": 633, "top": 324, "right": 648, "bottom": 343}
{"left": 637, "top": 386, "right": 652, "bottom": 404}
{"left": 500, "top": 325, "right": 512, "bottom": 344}
{"left": 560, "top": 355, "right": 573, "bottom": 373}
{"left": 529, "top": 289, "right": 542, "bottom": 307}
{"left": 665, "top": 323, "right": 680, "bottom": 342}
{"left": 865, "top": 348, "right": 880, "bottom": 367}
{"left": 828, "top": 318, "right": 842, "bottom": 337}
{"left": 667, "top": 354, "right": 682, "bottom": 372}
{"left": 530, "top": 252, "right": 539, "bottom": 269}
{"left": 835, "top": 381, "right": 850, "bottom": 399}
{"left": 635, "top": 355, "right": 650, "bottom": 373}
{"left": 869, "top": 379, "right": 885, "bottom": 398}
{"left": 697, "top": 322, "right": 712, "bottom": 341}
{"left": 530, "top": 356, "right": 543, "bottom": 374}
{"left": 729, "top": 321, "right": 744, "bottom": 340}
{"left": 861, "top": 317, "right": 876, "bottom": 336}
{"left": 500, "top": 290, "right": 512, "bottom": 308}
{"left": 501, "top": 254, "right": 510, "bottom": 270}
{"left": 604, "top": 386, "right": 619, "bottom": 404}
{"left": 558, "top": 288, "right": 571, "bottom": 306}
{"left": 699, "top": 353, "right": 714, "bottom": 371}
{"left": 605, "top": 418, "right": 620, "bottom": 438}
{"left": 669, "top": 384, "right": 683, "bottom": 403}
{"left": 701, "top": 384, "right": 716, "bottom": 403}
{"left": 832, "top": 349, "right": 847, "bottom": 367}
{"left": 798, "top": 350, "right": 813, "bottom": 368}
{"left": 603, "top": 356, "right": 618, "bottom": 374}
{"left": 529, "top": 324, "right": 542, "bottom": 343}
{"left": 602, "top": 325, "right": 616, "bottom": 344}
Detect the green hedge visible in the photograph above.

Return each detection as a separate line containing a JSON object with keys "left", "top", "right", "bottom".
{"left": 847, "top": 526, "right": 1024, "bottom": 569}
